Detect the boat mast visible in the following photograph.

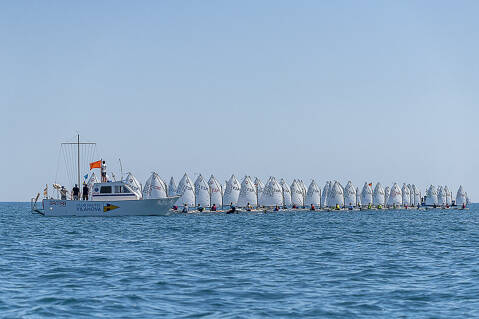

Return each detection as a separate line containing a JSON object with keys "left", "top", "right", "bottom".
{"left": 77, "top": 134, "right": 80, "bottom": 189}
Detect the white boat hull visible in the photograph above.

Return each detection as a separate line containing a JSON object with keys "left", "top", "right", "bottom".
{"left": 40, "top": 197, "right": 178, "bottom": 217}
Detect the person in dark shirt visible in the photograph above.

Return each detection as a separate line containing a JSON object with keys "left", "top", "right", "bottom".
{"left": 72, "top": 184, "right": 80, "bottom": 200}
{"left": 82, "top": 183, "right": 89, "bottom": 200}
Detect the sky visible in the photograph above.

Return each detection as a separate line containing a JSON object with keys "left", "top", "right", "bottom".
{"left": 0, "top": 1, "right": 478, "bottom": 201}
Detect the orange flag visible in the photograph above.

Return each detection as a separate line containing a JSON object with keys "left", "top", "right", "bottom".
{"left": 90, "top": 160, "right": 101, "bottom": 170}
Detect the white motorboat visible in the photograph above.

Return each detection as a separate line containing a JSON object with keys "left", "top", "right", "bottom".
{"left": 31, "top": 135, "right": 179, "bottom": 217}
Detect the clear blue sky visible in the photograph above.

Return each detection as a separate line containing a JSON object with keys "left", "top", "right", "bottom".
{"left": 1, "top": 1, "right": 477, "bottom": 201}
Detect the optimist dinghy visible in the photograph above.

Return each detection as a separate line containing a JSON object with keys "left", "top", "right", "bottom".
{"left": 31, "top": 135, "right": 179, "bottom": 217}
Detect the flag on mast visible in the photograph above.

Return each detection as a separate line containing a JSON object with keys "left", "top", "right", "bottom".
{"left": 90, "top": 160, "right": 101, "bottom": 170}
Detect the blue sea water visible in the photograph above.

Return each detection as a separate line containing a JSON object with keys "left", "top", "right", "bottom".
{"left": 1, "top": 202, "right": 479, "bottom": 318}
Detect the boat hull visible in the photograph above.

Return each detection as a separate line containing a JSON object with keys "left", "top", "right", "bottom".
{"left": 41, "top": 197, "right": 178, "bottom": 217}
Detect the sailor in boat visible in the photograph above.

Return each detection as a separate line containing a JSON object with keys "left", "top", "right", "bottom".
{"left": 462, "top": 203, "right": 466, "bottom": 209}
{"left": 60, "top": 186, "right": 67, "bottom": 200}
{"left": 72, "top": 184, "right": 80, "bottom": 200}
{"left": 274, "top": 205, "right": 280, "bottom": 212}
{"left": 181, "top": 204, "right": 189, "bottom": 213}
{"left": 82, "top": 183, "right": 89, "bottom": 200}
{"left": 335, "top": 204, "right": 340, "bottom": 210}
{"left": 348, "top": 203, "right": 353, "bottom": 210}
{"left": 246, "top": 203, "right": 252, "bottom": 211}
{"left": 172, "top": 205, "right": 178, "bottom": 211}
{"left": 197, "top": 204, "right": 204, "bottom": 212}
{"left": 226, "top": 204, "right": 236, "bottom": 214}
{"left": 310, "top": 204, "right": 315, "bottom": 211}
{"left": 211, "top": 204, "right": 217, "bottom": 211}
{"left": 292, "top": 204, "right": 297, "bottom": 209}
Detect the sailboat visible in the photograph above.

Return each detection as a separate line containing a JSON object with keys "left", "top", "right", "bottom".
{"left": 194, "top": 174, "right": 210, "bottom": 207}
{"left": 343, "top": 181, "right": 357, "bottom": 207}
{"left": 280, "top": 178, "right": 292, "bottom": 207}
{"left": 373, "top": 183, "right": 385, "bottom": 208}
{"left": 321, "top": 181, "right": 330, "bottom": 208}
{"left": 223, "top": 175, "right": 241, "bottom": 207}
{"left": 144, "top": 172, "right": 168, "bottom": 199}
{"left": 259, "top": 177, "right": 283, "bottom": 207}
{"left": 305, "top": 180, "right": 321, "bottom": 208}
{"left": 237, "top": 176, "right": 257, "bottom": 207}
{"left": 327, "top": 181, "right": 344, "bottom": 208}
{"left": 456, "top": 185, "right": 466, "bottom": 207}
{"left": 401, "top": 183, "right": 411, "bottom": 207}
{"left": 208, "top": 175, "right": 223, "bottom": 208}
{"left": 437, "top": 186, "right": 446, "bottom": 206}
{"left": 254, "top": 178, "right": 264, "bottom": 206}
{"left": 387, "top": 183, "right": 402, "bottom": 207}
{"left": 425, "top": 185, "right": 438, "bottom": 206}
{"left": 291, "top": 180, "right": 304, "bottom": 208}
{"left": 445, "top": 186, "right": 452, "bottom": 206}
{"left": 175, "top": 173, "right": 195, "bottom": 207}
{"left": 360, "top": 182, "right": 373, "bottom": 208}
{"left": 384, "top": 186, "right": 390, "bottom": 207}
{"left": 168, "top": 177, "right": 177, "bottom": 197}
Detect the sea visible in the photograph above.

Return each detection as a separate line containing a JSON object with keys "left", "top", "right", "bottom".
{"left": 1, "top": 202, "right": 479, "bottom": 318}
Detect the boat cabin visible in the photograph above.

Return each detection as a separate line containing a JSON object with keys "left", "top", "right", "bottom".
{"left": 91, "top": 181, "right": 141, "bottom": 201}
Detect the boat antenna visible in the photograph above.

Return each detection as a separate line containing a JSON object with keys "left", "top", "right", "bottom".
{"left": 119, "top": 158, "right": 123, "bottom": 181}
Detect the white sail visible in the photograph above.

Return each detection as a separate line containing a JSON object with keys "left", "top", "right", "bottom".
{"left": 291, "top": 180, "right": 304, "bottom": 207}
{"left": 356, "top": 187, "right": 361, "bottom": 206}
{"left": 466, "top": 192, "right": 471, "bottom": 205}
{"left": 425, "top": 185, "right": 438, "bottom": 206}
{"left": 142, "top": 175, "right": 153, "bottom": 199}
{"left": 360, "top": 182, "right": 373, "bottom": 207}
{"left": 194, "top": 174, "right": 210, "bottom": 207}
{"left": 299, "top": 180, "right": 307, "bottom": 199}
{"left": 412, "top": 185, "right": 421, "bottom": 206}
{"left": 168, "top": 177, "right": 177, "bottom": 197}
{"left": 387, "top": 183, "right": 402, "bottom": 206}
{"left": 437, "top": 186, "right": 446, "bottom": 206}
{"left": 237, "top": 176, "right": 257, "bottom": 207}
{"left": 384, "top": 186, "right": 390, "bottom": 206}
{"left": 254, "top": 178, "right": 264, "bottom": 203}
{"left": 445, "top": 186, "right": 451, "bottom": 205}
{"left": 175, "top": 174, "right": 195, "bottom": 206}
{"left": 221, "top": 183, "right": 226, "bottom": 197}
{"left": 401, "top": 183, "right": 411, "bottom": 206}
{"left": 321, "top": 181, "right": 330, "bottom": 208}
{"left": 343, "top": 181, "right": 356, "bottom": 206}
{"left": 280, "top": 178, "right": 292, "bottom": 207}
{"left": 373, "top": 183, "right": 385, "bottom": 206}
{"left": 124, "top": 172, "right": 142, "bottom": 197}
{"left": 176, "top": 173, "right": 189, "bottom": 196}
{"left": 208, "top": 175, "right": 223, "bottom": 207}
{"left": 259, "top": 177, "right": 284, "bottom": 206}
{"left": 456, "top": 185, "right": 466, "bottom": 206}
{"left": 223, "top": 175, "right": 241, "bottom": 206}
{"left": 327, "top": 181, "right": 344, "bottom": 207}
{"left": 407, "top": 184, "right": 414, "bottom": 205}
{"left": 305, "top": 180, "right": 321, "bottom": 206}
{"left": 149, "top": 172, "right": 168, "bottom": 199}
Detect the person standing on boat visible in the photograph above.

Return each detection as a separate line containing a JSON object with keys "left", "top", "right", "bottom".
{"left": 101, "top": 160, "right": 107, "bottom": 182}
{"left": 60, "top": 186, "right": 67, "bottom": 200}
{"left": 82, "top": 183, "right": 89, "bottom": 201}
{"left": 72, "top": 184, "right": 80, "bottom": 200}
